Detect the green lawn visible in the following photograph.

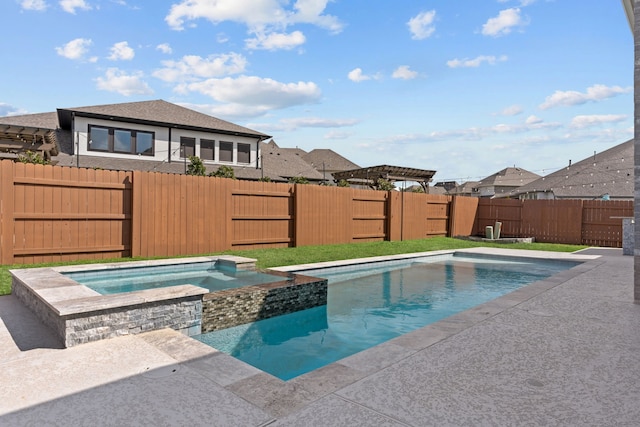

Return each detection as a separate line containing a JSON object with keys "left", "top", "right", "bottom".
{"left": 0, "top": 237, "right": 588, "bottom": 296}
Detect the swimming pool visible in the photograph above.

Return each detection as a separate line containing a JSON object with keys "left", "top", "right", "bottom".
{"left": 194, "top": 252, "right": 581, "bottom": 380}
{"left": 63, "top": 261, "right": 285, "bottom": 295}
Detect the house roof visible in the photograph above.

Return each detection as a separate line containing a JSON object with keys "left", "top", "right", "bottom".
{"left": 449, "top": 181, "right": 480, "bottom": 195}
{"left": 56, "top": 100, "right": 270, "bottom": 139}
{"left": 506, "top": 139, "right": 633, "bottom": 199}
{"left": 302, "top": 149, "right": 360, "bottom": 172}
{"left": 477, "top": 167, "right": 540, "bottom": 188}
{"left": 260, "top": 141, "right": 324, "bottom": 181}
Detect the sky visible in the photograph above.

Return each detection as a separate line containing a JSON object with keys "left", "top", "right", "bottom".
{"left": 1, "top": 0, "right": 633, "bottom": 183}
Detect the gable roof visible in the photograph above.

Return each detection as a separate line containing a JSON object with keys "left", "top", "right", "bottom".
{"left": 478, "top": 167, "right": 540, "bottom": 188}
{"left": 302, "top": 149, "right": 360, "bottom": 172}
{"left": 56, "top": 100, "right": 269, "bottom": 139}
{"left": 507, "top": 139, "right": 633, "bottom": 199}
{"left": 260, "top": 142, "right": 324, "bottom": 181}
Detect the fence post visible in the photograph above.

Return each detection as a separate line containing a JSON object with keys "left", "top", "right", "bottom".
{"left": 0, "top": 161, "right": 15, "bottom": 264}
{"left": 130, "top": 170, "right": 141, "bottom": 257}
{"left": 387, "top": 191, "right": 402, "bottom": 241}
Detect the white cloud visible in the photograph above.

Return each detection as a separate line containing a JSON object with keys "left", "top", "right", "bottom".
{"left": 482, "top": 8, "right": 525, "bottom": 37}
{"left": 525, "top": 115, "right": 543, "bottom": 124}
{"left": 248, "top": 117, "right": 358, "bottom": 132}
{"left": 447, "top": 55, "right": 507, "bottom": 68}
{"left": 407, "top": 10, "right": 436, "bottom": 40}
{"left": 324, "top": 131, "right": 353, "bottom": 140}
{"left": 156, "top": 43, "right": 173, "bottom": 54}
{"left": 501, "top": 105, "right": 523, "bottom": 116}
{"left": 0, "top": 103, "right": 28, "bottom": 117}
{"left": 21, "top": 0, "right": 48, "bottom": 11}
{"left": 108, "top": 41, "right": 135, "bottom": 61}
{"left": 165, "top": 0, "right": 343, "bottom": 33}
{"left": 348, "top": 68, "right": 380, "bottom": 83}
{"left": 153, "top": 53, "right": 247, "bottom": 82}
{"left": 539, "top": 84, "right": 632, "bottom": 110}
{"left": 55, "top": 38, "right": 92, "bottom": 60}
{"left": 245, "top": 30, "right": 306, "bottom": 51}
{"left": 95, "top": 68, "right": 153, "bottom": 96}
{"left": 183, "top": 75, "right": 321, "bottom": 117}
{"left": 392, "top": 65, "right": 418, "bottom": 80}
{"left": 59, "top": 0, "right": 91, "bottom": 14}
{"left": 570, "top": 114, "right": 628, "bottom": 129}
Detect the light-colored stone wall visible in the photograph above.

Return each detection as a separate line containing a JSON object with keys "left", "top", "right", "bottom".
{"left": 63, "top": 298, "right": 202, "bottom": 346}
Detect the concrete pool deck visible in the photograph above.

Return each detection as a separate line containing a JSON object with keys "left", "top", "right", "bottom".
{"left": 0, "top": 247, "right": 639, "bottom": 426}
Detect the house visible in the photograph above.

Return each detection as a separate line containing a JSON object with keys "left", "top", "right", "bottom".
{"left": 473, "top": 167, "right": 540, "bottom": 198}
{"left": 0, "top": 100, "right": 271, "bottom": 178}
{"left": 300, "top": 149, "right": 361, "bottom": 182}
{"left": 260, "top": 140, "right": 324, "bottom": 182}
{"left": 507, "top": 139, "right": 633, "bottom": 200}
{"left": 448, "top": 181, "right": 480, "bottom": 197}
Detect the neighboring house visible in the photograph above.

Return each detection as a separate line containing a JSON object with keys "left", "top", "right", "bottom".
{"left": 260, "top": 140, "right": 324, "bottom": 182}
{"left": 475, "top": 167, "right": 540, "bottom": 198}
{"left": 301, "top": 149, "right": 361, "bottom": 182}
{"left": 448, "top": 181, "right": 480, "bottom": 197}
{"left": 507, "top": 139, "right": 633, "bottom": 200}
{"left": 0, "top": 100, "right": 270, "bottom": 178}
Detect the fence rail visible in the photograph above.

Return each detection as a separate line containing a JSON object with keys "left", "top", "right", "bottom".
{"left": 0, "top": 160, "right": 633, "bottom": 264}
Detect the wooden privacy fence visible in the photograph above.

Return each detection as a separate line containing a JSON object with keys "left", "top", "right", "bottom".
{"left": 0, "top": 161, "right": 632, "bottom": 264}
{"left": 475, "top": 198, "right": 633, "bottom": 247}
{"left": 0, "top": 161, "right": 472, "bottom": 264}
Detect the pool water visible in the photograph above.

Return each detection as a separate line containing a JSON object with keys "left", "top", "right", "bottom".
{"left": 63, "top": 262, "right": 284, "bottom": 295}
{"left": 194, "top": 254, "right": 579, "bottom": 380}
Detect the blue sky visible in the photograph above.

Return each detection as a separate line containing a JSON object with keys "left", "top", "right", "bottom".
{"left": 1, "top": 0, "right": 633, "bottom": 183}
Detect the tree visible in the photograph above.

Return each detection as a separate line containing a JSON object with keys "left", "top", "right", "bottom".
{"left": 337, "top": 179, "right": 350, "bottom": 187}
{"left": 186, "top": 156, "right": 206, "bottom": 176}
{"left": 211, "top": 165, "right": 236, "bottom": 179}
{"left": 374, "top": 178, "right": 395, "bottom": 191}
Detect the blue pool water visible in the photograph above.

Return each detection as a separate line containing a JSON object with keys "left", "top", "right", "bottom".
{"left": 194, "top": 253, "right": 579, "bottom": 380}
{"left": 64, "top": 262, "right": 284, "bottom": 295}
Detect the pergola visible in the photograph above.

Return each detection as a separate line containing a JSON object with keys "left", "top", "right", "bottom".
{"left": 332, "top": 165, "right": 437, "bottom": 192}
{"left": 0, "top": 125, "right": 58, "bottom": 161}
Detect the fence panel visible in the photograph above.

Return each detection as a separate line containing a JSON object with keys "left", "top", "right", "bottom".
{"left": 521, "top": 199, "right": 583, "bottom": 244}
{"left": 582, "top": 200, "right": 633, "bottom": 247}
{"left": 352, "top": 189, "right": 388, "bottom": 241}
{"left": 449, "top": 196, "right": 479, "bottom": 237}
{"left": 295, "top": 185, "right": 352, "bottom": 246}
{"left": 398, "top": 192, "right": 428, "bottom": 240}
{"left": 230, "top": 180, "right": 294, "bottom": 249}
{"left": 426, "top": 194, "right": 451, "bottom": 237}
{"left": 475, "top": 198, "right": 523, "bottom": 237}
{"left": 6, "top": 162, "right": 132, "bottom": 264}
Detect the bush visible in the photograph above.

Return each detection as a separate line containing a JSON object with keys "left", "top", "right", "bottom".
{"left": 18, "top": 150, "right": 50, "bottom": 165}
{"left": 210, "top": 165, "right": 236, "bottom": 179}
{"left": 186, "top": 156, "right": 206, "bottom": 176}
{"left": 289, "top": 176, "right": 309, "bottom": 184}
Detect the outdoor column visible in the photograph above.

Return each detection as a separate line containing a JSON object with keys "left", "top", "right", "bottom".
{"left": 634, "top": 0, "right": 640, "bottom": 302}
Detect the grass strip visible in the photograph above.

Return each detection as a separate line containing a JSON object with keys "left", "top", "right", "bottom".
{"left": 0, "top": 237, "right": 588, "bottom": 296}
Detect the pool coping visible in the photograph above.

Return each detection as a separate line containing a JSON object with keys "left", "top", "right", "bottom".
{"left": 143, "top": 247, "right": 603, "bottom": 419}
{"left": 10, "top": 255, "right": 328, "bottom": 347}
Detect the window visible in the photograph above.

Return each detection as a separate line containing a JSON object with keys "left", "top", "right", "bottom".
{"left": 237, "top": 143, "right": 250, "bottom": 164}
{"left": 200, "top": 139, "right": 215, "bottom": 161}
{"left": 180, "top": 137, "right": 195, "bottom": 158}
{"left": 89, "top": 127, "right": 109, "bottom": 151}
{"left": 219, "top": 141, "right": 233, "bottom": 162}
{"left": 88, "top": 125, "right": 154, "bottom": 156}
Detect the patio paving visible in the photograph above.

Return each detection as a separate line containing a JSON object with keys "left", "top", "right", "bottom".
{"left": 0, "top": 248, "right": 638, "bottom": 426}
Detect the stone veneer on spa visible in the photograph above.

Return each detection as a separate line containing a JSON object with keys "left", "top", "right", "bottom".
{"left": 11, "top": 256, "right": 327, "bottom": 347}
